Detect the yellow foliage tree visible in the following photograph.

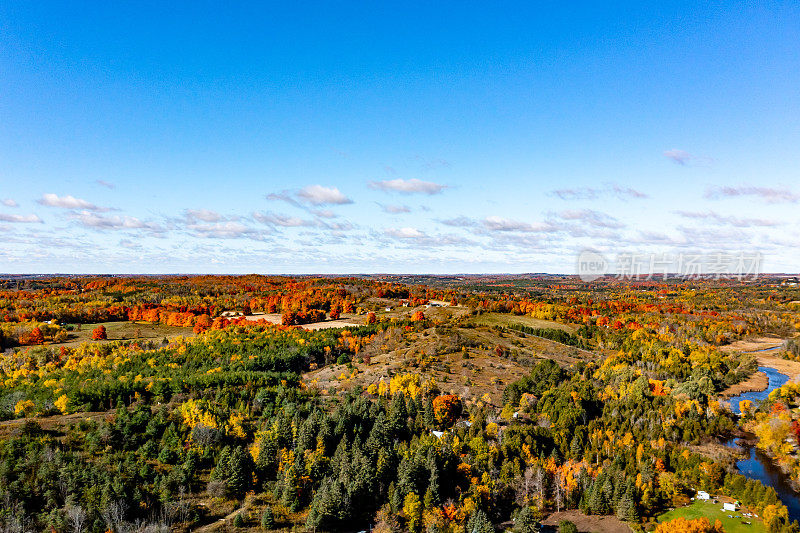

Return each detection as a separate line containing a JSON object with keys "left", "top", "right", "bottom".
{"left": 14, "top": 399, "right": 35, "bottom": 417}
{"left": 763, "top": 504, "right": 789, "bottom": 531}
{"left": 403, "top": 492, "right": 423, "bottom": 533}
{"left": 54, "top": 394, "right": 69, "bottom": 414}
{"left": 654, "top": 517, "right": 723, "bottom": 533}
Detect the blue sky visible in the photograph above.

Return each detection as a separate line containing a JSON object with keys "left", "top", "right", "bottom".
{"left": 1, "top": 2, "right": 799, "bottom": 274}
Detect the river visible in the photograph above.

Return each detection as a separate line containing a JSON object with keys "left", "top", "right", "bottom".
{"left": 728, "top": 366, "right": 790, "bottom": 415}
{"left": 726, "top": 366, "right": 800, "bottom": 521}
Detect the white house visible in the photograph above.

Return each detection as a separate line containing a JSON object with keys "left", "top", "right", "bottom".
{"left": 696, "top": 491, "right": 710, "bottom": 500}
{"left": 723, "top": 502, "right": 738, "bottom": 512}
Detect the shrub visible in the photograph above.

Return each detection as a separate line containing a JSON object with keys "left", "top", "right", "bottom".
{"left": 558, "top": 520, "right": 578, "bottom": 533}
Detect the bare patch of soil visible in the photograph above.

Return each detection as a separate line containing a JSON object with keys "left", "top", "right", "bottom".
{"left": 541, "top": 510, "right": 632, "bottom": 532}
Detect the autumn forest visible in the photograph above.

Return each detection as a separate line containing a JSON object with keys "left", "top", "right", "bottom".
{"left": 0, "top": 275, "right": 798, "bottom": 533}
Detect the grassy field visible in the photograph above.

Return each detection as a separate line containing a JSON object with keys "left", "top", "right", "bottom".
{"left": 657, "top": 500, "right": 765, "bottom": 533}
{"left": 59, "top": 321, "right": 194, "bottom": 346}
{"left": 469, "top": 312, "right": 577, "bottom": 333}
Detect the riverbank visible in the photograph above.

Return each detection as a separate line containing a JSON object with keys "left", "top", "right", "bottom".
{"left": 721, "top": 361, "right": 800, "bottom": 521}
{"left": 721, "top": 336, "right": 800, "bottom": 378}
{"left": 721, "top": 336, "right": 785, "bottom": 354}
{"left": 721, "top": 370, "right": 769, "bottom": 399}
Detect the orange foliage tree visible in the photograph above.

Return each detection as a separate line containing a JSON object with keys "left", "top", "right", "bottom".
{"left": 432, "top": 394, "right": 462, "bottom": 428}
{"left": 91, "top": 325, "right": 107, "bottom": 340}
{"left": 193, "top": 314, "right": 213, "bottom": 333}
{"left": 366, "top": 312, "right": 377, "bottom": 325}
{"left": 411, "top": 310, "right": 425, "bottom": 322}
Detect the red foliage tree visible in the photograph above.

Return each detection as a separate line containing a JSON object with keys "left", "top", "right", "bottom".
{"left": 27, "top": 327, "right": 44, "bottom": 345}
{"left": 91, "top": 325, "right": 107, "bottom": 340}
{"left": 366, "top": 312, "right": 377, "bottom": 325}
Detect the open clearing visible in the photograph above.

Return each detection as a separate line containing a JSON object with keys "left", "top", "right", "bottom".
{"left": 56, "top": 320, "right": 194, "bottom": 346}
{"left": 468, "top": 312, "right": 577, "bottom": 333}
{"left": 240, "top": 312, "right": 364, "bottom": 329}
{"left": 657, "top": 500, "right": 765, "bottom": 533}
{"left": 304, "top": 322, "right": 595, "bottom": 404}
{"left": 541, "top": 510, "right": 631, "bottom": 532}
{"left": 0, "top": 411, "right": 111, "bottom": 438}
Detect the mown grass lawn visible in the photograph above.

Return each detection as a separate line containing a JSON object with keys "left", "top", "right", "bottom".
{"left": 657, "top": 500, "right": 765, "bottom": 533}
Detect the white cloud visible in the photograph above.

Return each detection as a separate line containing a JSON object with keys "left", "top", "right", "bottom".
{"left": 38, "top": 193, "right": 105, "bottom": 211}
{"left": 439, "top": 216, "right": 477, "bottom": 227}
{"left": 185, "top": 209, "right": 224, "bottom": 222}
{"left": 381, "top": 204, "right": 411, "bottom": 214}
{"left": 555, "top": 209, "right": 624, "bottom": 229}
{"left": 663, "top": 149, "right": 713, "bottom": 166}
{"left": 552, "top": 187, "right": 599, "bottom": 200}
{"left": 254, "top": 212, "right": 315, "bottom": 227}
{"left": 320, "top": 219, "right": 356, "bottom": 232}
{"left": 610, "top": 184, "right": 648, "bottom": 199}
{"left": 675, "top": 210, "right": 780, "bottom": 227}
{"left": 369, "top": 178, "right": 447, "bottom": 195}
{"left": 96, "top": 179, "right": 115, "bottom": 189}
{"left": 119, "top": 239, "right": 142, "bottom": 250}
{"left": 72, "top": 210, "right": 162, "bottom": 232}
{"left": 663, "top": 149, "right": 692, "bottom": 165}
{"left": 1, "top": 199, "right": 18, "bottom": 207}
{"left": 0, "top": 213, "right": 41, "bottom": 223}
{"left": 385, "top": 227, "right": 426, "bottom": 239}
{"left": 552, "top": 183, "right": 648, "bottom": 200}
{"left": 704, "top": 186, "right": 799, "bottom": 203}
{"left": 188, "top": 221, "right": 263, "bottom": 239}
{"left": 297, "top": 185, "right": 352, "bottom": 205}
{"left": 483, "top": 216, "right": 552, "bottom": 233}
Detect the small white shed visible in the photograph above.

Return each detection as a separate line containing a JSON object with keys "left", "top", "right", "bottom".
{"left": 723, "top": 502, "right": 738, "bottom": 512}
{"left": 696, "top": 491, "right": 710, "bottom": 500}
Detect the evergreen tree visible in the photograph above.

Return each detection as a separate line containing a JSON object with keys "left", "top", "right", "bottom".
{"left": 467, "top": 509, "right": 494, "bottom": 533}
{"left": 226, "top": 446, "right": 251, "bottom": 497}
{"left": 588, "top": 478, "right": 610, "bottom": 515}
{"left": 514, "top": 507, "right": 539, "bottom": 533}
{"left": 212, "top": 446, "right": 232, "bottom": 481}
{"left": 389, "top": 393, "right": 408, "bottom": 437}
{"left": 569, "top": 434, "right": 583, "bottom": 459}
{"left": 261, "top": 507, "right": 275, "bottom": 530}
{"left": 558, "top": 520, "right": 578, "bottom": 533}
{"left": 616, "top": 486, "right": 638, "bottom": 522}
{"left": 424, "top": 397, "right": 435, "bottom": 428}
